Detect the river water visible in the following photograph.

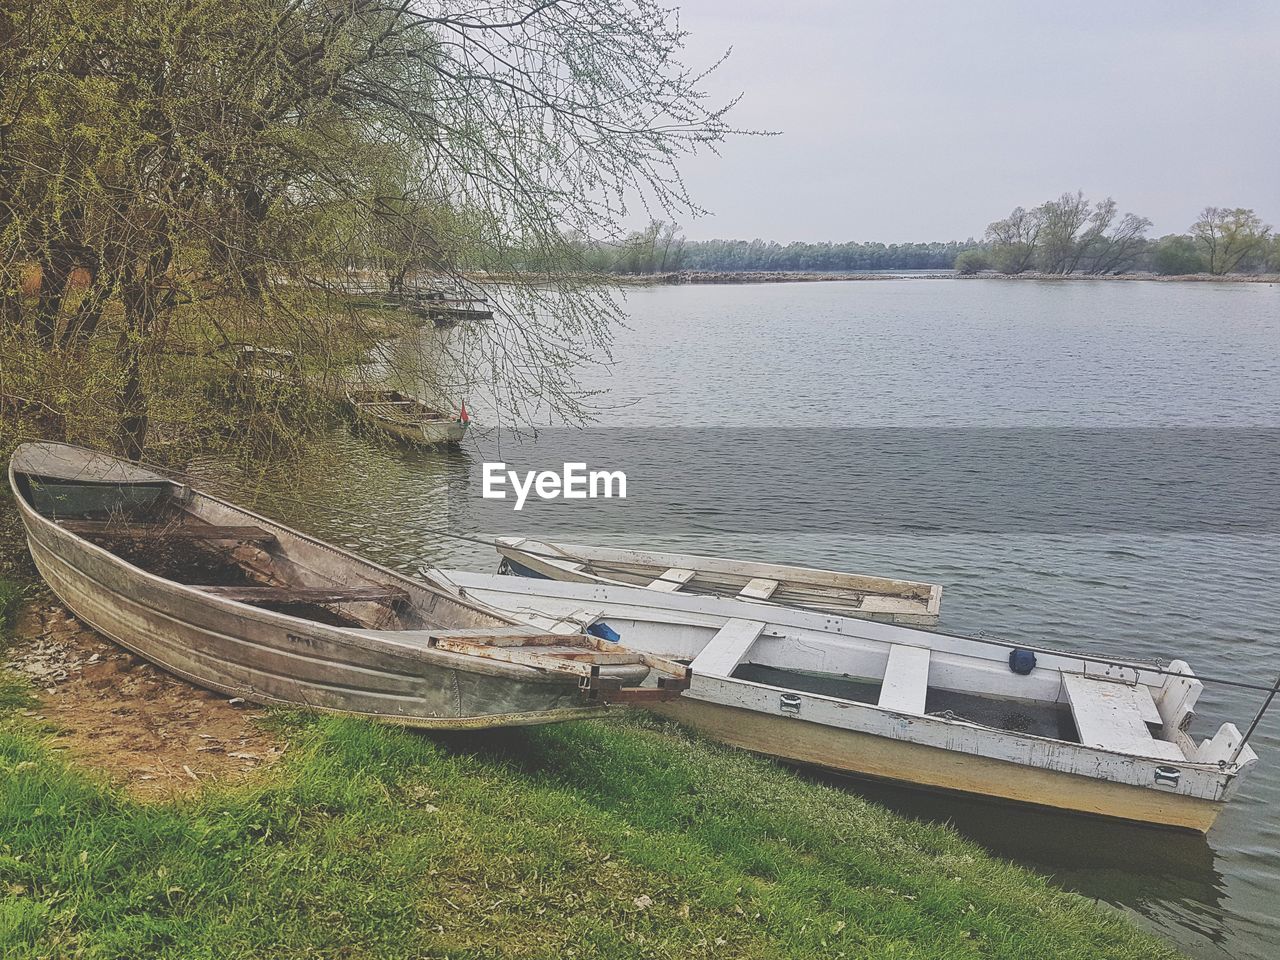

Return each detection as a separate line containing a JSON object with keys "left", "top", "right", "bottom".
{"left": 211, "top": 278, "right": 1280, "bottom": 960}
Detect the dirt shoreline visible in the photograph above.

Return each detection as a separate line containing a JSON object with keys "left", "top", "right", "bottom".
{"left": 4, "top": 598, "right": 284, "bottom": 797}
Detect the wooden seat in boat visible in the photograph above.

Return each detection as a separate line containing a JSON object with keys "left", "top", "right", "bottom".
{"left": 1062, "top": 674, "right": 1185, "bottom": 760}
{"left": 196, "top": 584, "right": 409, "bottom": 606}
{"left": 738, "top": 577, "right": 780, "bottom": 600}
{"left": 689, "top": 618, "right": 765, "bottom": 677}
{"left": 878, "top": 643, "right": 931, "bottom": 714}
{"left": 648, "top": 567, "right": 695, "bottom": 592}
{"left": 60, "top": 520, "right": 275, "bottom": 542}
{"left": 426, "top": 628, "right": 689, "bottom": 701}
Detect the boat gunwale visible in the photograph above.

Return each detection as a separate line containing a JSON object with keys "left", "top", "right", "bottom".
{"left": 651, "top": 697, "right": 1226, "bottom": 832}
{"left": 447, "top": 568, "right": 1166, "bottom": 685}
{"left": 689, "top": 666, "right": 1232, "bottom": 771}
{"left": 345, "top": 389, "right": 454, "bottom": 420}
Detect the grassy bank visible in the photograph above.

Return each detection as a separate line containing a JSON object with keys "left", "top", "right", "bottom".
{"left": 0, "top": 607, "right": 1180, "bottom": 960}
{"left": 0, "top": 486, "right": 1180, "bottom": 958}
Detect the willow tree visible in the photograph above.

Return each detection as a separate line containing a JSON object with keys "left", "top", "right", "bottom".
{"left": 1191, "top": 207, "right": 1273, "bottom": 275}
{"left": 1, "top": 1, "right": 737, "bottom": 457}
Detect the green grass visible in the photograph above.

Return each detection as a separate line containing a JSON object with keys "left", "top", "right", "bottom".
{"left": 0, "top": 676, "right": 1182, "bottom": 960}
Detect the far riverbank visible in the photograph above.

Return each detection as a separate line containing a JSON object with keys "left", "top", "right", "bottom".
{"left": 610, "top": 270, "right": 1280, "bottom": 285}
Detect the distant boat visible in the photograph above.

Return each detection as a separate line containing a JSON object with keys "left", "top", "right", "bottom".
{"left": 210, "top": 343, "right": 303, "bottom": 402}
{"left": 9, "top": 443, "right": 678, "bottom": 728}
{"left": 417, "top": 302, "right": 494, "bottom": 327}
{"left": 345, "top": 388, "right": 468, "bottom": 446}
{"left": 221, "top": 343, "right": 299, "bottom": 380}
{"left": 495, "top": 536, "right": 943, "bottom": 625}
{"left": 436, "top": 569, "right": 1260, "bottom": 831}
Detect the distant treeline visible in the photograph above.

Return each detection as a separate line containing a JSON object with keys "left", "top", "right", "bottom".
{"left": 587, "top": 199, "right": 1278, "bottom": 276}
{"left": 575, "top": 224, "right": 972, "bottom": 274}
{"left": 677, "top": 239, "right": 968, "bottom": 272}
{"left": 961, "top": 193, "right": 1278, "bottom": 276}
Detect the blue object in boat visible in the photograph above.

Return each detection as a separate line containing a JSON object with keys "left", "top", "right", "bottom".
{"left": 586, "top": 621, "right": 622, "bottom": 644}
{"left": 1009, "top": 648, "right": 1037, "bottom": 675}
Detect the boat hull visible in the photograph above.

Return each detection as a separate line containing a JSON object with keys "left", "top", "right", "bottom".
{"left": 23, "top": 530, "right": 595, "bottom": 728}
{"left": 366, "top": 415, "right": 466, "bottom": 446}
{"left": 11, "top": 450, "right": 600, "bottom": 729}
{"left": 655, "top": 698, "right": 1224, "bottom": 832}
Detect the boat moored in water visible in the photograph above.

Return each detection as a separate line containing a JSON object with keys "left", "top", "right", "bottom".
{"left": 9, "top": 443, "right": 682, "bottom": 728}
{"left": 345, "top": 388, "right": 468, "bottom": 446}
{"left": 495, "top": 536, "right": 943, "bottom": 625}
{"left": 436, "top": 568, "right": 1261, "bottom": 831}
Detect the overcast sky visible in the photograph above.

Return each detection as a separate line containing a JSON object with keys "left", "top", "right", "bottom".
{"left": 668, "top": 0, "right": 1280, "bottom": 242}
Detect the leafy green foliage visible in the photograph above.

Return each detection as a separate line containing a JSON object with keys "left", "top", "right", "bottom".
{"left": 0, "top": 710, "right": 1182, "bottom": 959}
{"left": 978, "top": 196, "right": 1273, "bottom": 277}
{"left": 984, "top": 194, "right": 1151, "bottom": 275}
{"left": 1151, "top": 236, "right": 1207, "bottom": 276}
{"left": 1, "top": 2, "right": 740, "bottom": 452}
{"left": 1190, "top": 207, "right": 1273, "bottom": 275}
{"left": 953, "top": 250, "right": 991, "bottom": 275}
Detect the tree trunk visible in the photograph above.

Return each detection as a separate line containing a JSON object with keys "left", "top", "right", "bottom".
{"left": 389, "top": 265, "right": 408, "bottom": 294}
{"left": 239, "top": 183, "right": 271, "bottom": 298}
{"left": 60, "top": 262, "right": 111, "bottom": 351}
{"left": 33, "top": 246, "right": 74, "bottom": 346}
{"left": 117, "top": 278, "right": 155, "bottom": 461}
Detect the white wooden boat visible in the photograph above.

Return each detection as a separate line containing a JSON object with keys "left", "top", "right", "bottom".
{"left": 435, "top": 569, "right": 1260, "bottom": 831}
{"left": 346, "top": 388, "right": 467, "bottom": 446}
{"left": 9, "top": 443, "right": 682, "bottom": 728}
{"left": 495, "top": 536, "right": 943, "bottom": 625}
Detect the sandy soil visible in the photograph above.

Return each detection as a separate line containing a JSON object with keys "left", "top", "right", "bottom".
{"left": 4, "top": 600, "right": 285, "bottom": 798}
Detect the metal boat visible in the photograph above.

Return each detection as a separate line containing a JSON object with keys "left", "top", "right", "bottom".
{"left": 345, "top": 388, "right": 467, "bottom": 446}
{"left": 9, "top": 443, "right": 675, "bottom": 728}
{"left": 436, "top": 568, "right": 1262, "bottom": 830}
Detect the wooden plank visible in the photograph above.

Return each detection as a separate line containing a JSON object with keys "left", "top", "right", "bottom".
{"left": 197, "top": 584, "right": 408, "bottom": 605}
{"left": 738, "top": 577, "right": 780, "bottom": 601}
{"left": 647, "top": 567, "right": 695, "bottom": 592}
{"left": 429, "top": 629, "right": 582, "bottom": 647}
{"left": 639, "top": 652, "right": 691, "bottom": 680}
{"left": 1063, "top": 674, "right": 1184, "bottom": 759}
{"left": 61, "top": 520, "right": 275, "bottom": 543}
{"left": 430, "top": 637, "right": 596, "bottom": 677}
{"left": 878, "top": 644, "right": 931, "bottom": 715}
{"left": 689, "top": 618, "right": 765, "bottom": 678}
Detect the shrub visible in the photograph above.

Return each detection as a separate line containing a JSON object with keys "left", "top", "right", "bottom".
{"left": 954, "top": 249, "right": 991, "bottom": 274}
{"left": 1151, "top": 235, "right": 1207, "bottom": 275}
